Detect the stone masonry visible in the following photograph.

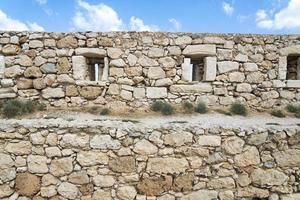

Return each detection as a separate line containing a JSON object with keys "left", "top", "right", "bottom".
{"left": 0, "top": 32, "right": 300, "bottom": 110}
{"left": 0, "top": 118, "right": 299, "bottom": 199}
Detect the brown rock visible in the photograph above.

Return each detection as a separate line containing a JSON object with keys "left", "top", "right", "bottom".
{"left": 66, "top": 85, "right": 78, "bottom": 97}
{"left": 108, "top": 156, "right": 136, "bottom": 173}
{"left": 137, "top": 175, "right": 172, "bottom": 196}
{"left": 2, "top": 44, "right": 20, "bottom": 55}
{"left": 15, "top": 173, "right": 41, "bottom": 197}
{"left": 79, "top": 183, "right": 94, "bottom": 195}
{"left": 25, "top": 49, "right": 37, "bottom": 58}
{"left": 172, "top": 173, "right": 194, "bottom": 192}
{"left": 24, "top": 67, "right": 42, "bottom": 78}
{"left": 57, "top": 35, "right": 78, "bottom": 48}
{"left": 17, "top": 78, "right": 33, "bottom": 89}
{"left": 58, "top": 57, "right": 71, "bottom": 74}
{"left": 79, "top": 86, "right": 102, "bottom": 100}
{"left": 49, "top": 158, "right": 73, "bottom": 177}
{"left": 33, "top": 78, "right": 47, "bottom": 90}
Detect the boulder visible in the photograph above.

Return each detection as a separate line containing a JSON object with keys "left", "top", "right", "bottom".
{"left": 2, "top": 44, "right": 20, "bottom": 55}
{"left": 15, "top": 173, "right": 41, "bottom": 197}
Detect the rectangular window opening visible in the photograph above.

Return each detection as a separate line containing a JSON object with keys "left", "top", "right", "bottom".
{"left": 87, "top": 58, "right": 105, "bottom": 81}
{"left": 191, "top": 58, "right": 204, "bottom": 81}
{"left": 287, "top": 55, "right": 300, "bottom": 80}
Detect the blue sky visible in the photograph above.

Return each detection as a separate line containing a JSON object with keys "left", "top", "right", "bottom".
{"left": 0, "top": 0, "right": 300, "bottom": 33}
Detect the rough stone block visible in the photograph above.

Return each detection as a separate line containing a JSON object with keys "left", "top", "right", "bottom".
{"left": 170, "top": 84, "right": 212, "bottom": 93}
{"left": 218, "top": 61, "right": 239, "bottom": 74}
{"left": 183, "top": 45, "right": 216, "bottom": 56}
{"left": 146, "top": 87, "right": 167, "bottom": 98}
{"left": 72, "top": 56, "right": 87, "bottom": 80}
{"left": 203, "top": 57, "right": 216, "bottom": 81}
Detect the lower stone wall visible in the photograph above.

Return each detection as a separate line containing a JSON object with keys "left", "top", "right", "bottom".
{"left": 0, "top": 119, "right": 300, "bottom": 200}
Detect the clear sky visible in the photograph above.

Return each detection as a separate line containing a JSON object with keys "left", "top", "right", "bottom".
{"left": 0, "top": 0, "right": 299, "bottom": 34}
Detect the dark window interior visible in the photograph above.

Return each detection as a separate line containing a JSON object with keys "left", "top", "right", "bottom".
{"left": 191, "top": 58, "right": 204, "bottom": 81}
{"left": 287, "top": 55, "right": 299, "bottom": 80}
{"left": 86, "top": 58, "right": 104, "bottom": 81}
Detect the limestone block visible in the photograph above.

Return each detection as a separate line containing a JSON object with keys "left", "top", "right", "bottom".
{"left": 250, "top": 168, "right": 288, "bottom": 186}
{"left": 120, "top": 90, "right": 132, "bottom": 100}
{"left": 5, "top": 141, "right": 32, "bottom": 155}
{"left": 279, "top": 45, "right": 300, "bottom": 56}
{"left": 181, "top": 190, "right": 218, "bottom": 200}
{"left": 41, "top": 63, "right": 57, "bottom": 74}
{"left": 175, "top": 36, "right": 192, "bottom": 45}
{"left": 148, "top": 67, "right": 166, "bottom": 79}
{"left": 77, "top": 151, "right": 108, "bottom": 166}
{"left": 24, "top": 67, "right": 42, "bottom": 78}
{"left": 15, "top": 55, "right": 33, "bottom": 67}
{"left": 203, "top": 36, "right": 225, "bottom": 44}
{"left": 117, "top": 186, "right": 137, "bottom": 200}
{"left": 218, "top": 61, "right": 239, "bottom": 74}
{"left": 234, "top": 146, "right": 260, "bottom": 167}
{"left": 146, "top": 87, "right": 167, "bottom": 98}
{"left": 198, "top": 135, "right": 221, "bottom": 146}
{"left": 90, "top": 135, "right": 121, "bottom": 150}
{"left": 222, "top": 136, "right": 244, "bottom": 155}
{"left": 93, "top": 175, "right": 115, "bottom": 187}
{"left": 57, "top": 35, "right": 78, "bottom": 48}
{"left": 109, "top": 67, "right": 124, "bottom": 77}
{"left": 29, "top": 40, "right": 44, "bottom": 48}
{"left": 2, "top": 44, "right": 20, "bottom": 55}
{"left": 72, "top": 56, "right": 86, "bottom": 80}
{"left": 278, "top": 56, "right": 287, "bottom": 80}
{"left": 158, "top": 57, "right": 176, "bottom": 69}
{"left": 138, "top": 55, "right": 159, "bottom": 67}
{"left": 79, "top": 86, "right": 102, "bottom": 100}
{"left": 234, "top": 54, "right": 248, "bottom": 62}
{"left": 244, "top": 63, "right": 258, "bottom": 72}
{"left": 286, "top": 80, "right": 300, "bottom": 88}
{"left": 236, "top": 83, "right": 252, "bottom": 93}
{"left": 75, "top": 48, "right": 106, "bottom": 57}
{"left": 203, "top": 57, "right": 216, "bottom": 81}
{"left": 147, "top": 157, "right": 189, "bottom": 174}
{"left": 181, "top": 58, "right": 192, "bottom": 81}
{"left": 137, "top": 176, "right": 172, "bottom": 196}
{"left": 42, "top": 88, "right": 65, "bottom": 99}
{"left": 110, "top": 59, "right": 126, "bottom": 67}
{"left": 183, "top": 44, "right": 216, "bottom": 56}
{"left": 148, "top": 47, "right": 164, "bottom": 58}
{"left": 4, "top": 65, "right": 23, "bottom": 77}
{"left": 15, "top": 173, "right": 41, "bottom": 197}
{"left": 107, "top": 48, "right": 123, "bottom": 59}
{"left": 170, "top": 83, "right": 212, "bottom": 93}
{"left": 27, "top": 155, "right": 48, "bottom": 173}
{"left": 133, "top": 139, "right": 158, "bottom": 155}
{"left": 229, "top": 72, "right": 245, "bottom": 82}
{"left": 133, "top": 87, "right": 145, "bottom": 99}
{"left": 50, "top": 158, "right": 73, "bottom": 177}
{"left": 273, "top": 149, "right": 300, "bottom": 167}
{"left": 109, "top": 156, "right": 136, "bottom": 173}
{"left": 57, "top": 182, "right": 79, "bottom": 200}
{"left": 155, "top": 78, "right": 173, "bottom": 86}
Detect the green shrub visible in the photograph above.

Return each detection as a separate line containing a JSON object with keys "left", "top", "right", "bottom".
{"left": 286, "top": 104, "right": 300, "bottom": 113}
{"left": 160, "top": 103, "right": 174, "bottom": 115}
{"left": 36, "top": 102, "right": 47, "bottom": 111}
{"left": 150, "top": 101, "right": 165, "bottom": 112}
{"left": 182, "top": 102, "right": 194, "bottom": 113}
{"left": 150, "top": 101, "right": 175, "bottom": 115}
{"left": 100, "top": 108, "right": 110, "bottom": 115}
{"left": 230, "top": 103, "right": 247, "bottom": 116}
{"left": 295, "top": 111, "right": 300, "bottom": 118}
{"left": 195, "top": 102, "right": 208, "bottom": 114}
{"left": 1, "top": 99, "right": 46, "bottom": 118}
{"left": 271, "top": 109, "right": 286, "bottom": 118}
{"left": 215, "top": 108, "right": 232, "bottom": 116}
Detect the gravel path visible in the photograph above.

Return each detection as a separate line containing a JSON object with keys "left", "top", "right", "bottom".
{"left": 0, "top": 113, "right": 299, "bottom": 130}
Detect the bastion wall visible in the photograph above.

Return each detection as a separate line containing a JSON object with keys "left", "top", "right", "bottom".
{"left": 0, "top": 32, "right": 300, "bottom": 110}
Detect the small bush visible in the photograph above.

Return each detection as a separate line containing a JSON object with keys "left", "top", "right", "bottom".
{"left": 182, "top": 102, "right": 194, "bottom": 113}
{"left": 100, "top": 108, "right": 110, "bottom": 115}
{"left": 151, "top": 101, "right": 174, "bottom": 115}
{"left": 1, "top": 99, "right": 43, "bottom": 118}
{"left": 295, "top": 111, "right": 300, "bottom": 118}
{"left": 36, "top": 102, "right": 47, "bottom": 111}
{"left": 286, "top": 104, "right": 300, "bottom": 113}
{"left": 230, "top": 103, "right": 247, "bottom": 116}
{"left": 150, "top": 101, "right": 165, "bottom": 112}
{"left": 195, "top": 102, "right": 208, "bottom": 114}
{"left": 271, "top": 109, "right": 286, "bottom": 118}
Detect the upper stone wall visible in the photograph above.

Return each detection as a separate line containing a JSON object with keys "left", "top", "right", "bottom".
{"left": 0, "top": 31, "right": 300, "bottom": 110}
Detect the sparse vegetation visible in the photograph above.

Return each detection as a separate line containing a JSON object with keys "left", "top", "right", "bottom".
{"left": 195, "top": 102, "right": 208, "bottom": 114}
{"left": 295, "top": 111, "right": 300, "bottom": 119}
{"left": 121, "top": 119, "right": 140, "bottom": 123}
{"left": 271, "top": 109, "right": 286, "bottom": 118}
{"left": 100, "top": 108, "right": 110, "bottom": 115}
{"left": 0, "top": 99, "right": 45, "bottom": 118}
{"left": 286, "top": 104, "right": 300, "bottom": 113}
{"left": 182, "top": 102, "right": 194, "bottom": 113}
{"left": 169, "top": 120, "right": 188, "bottom": 124}
{"left": 151, "top": 101, "right": 175, "bottom": 115}
{"left": 230, "top": 102, "right": 247, "bottom": 116}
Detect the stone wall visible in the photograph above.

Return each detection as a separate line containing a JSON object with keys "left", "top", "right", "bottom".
{"left": 0, "top": 119, "right": 299, "bottom": 199}
{"left": 0, "top": 32, "right": 300, "bottom": 110}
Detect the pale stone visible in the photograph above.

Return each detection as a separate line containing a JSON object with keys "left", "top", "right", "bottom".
{"left": 198, "top": 135, "right": 221, "bottom": 146}
{"left": 247, "top": 132, "right": 268, "bottom": 145}
{"left": 250, "top": 168, "right": 288, "bottom": 186}
{"left": 41, "top": 49, "right": 56, "bottom": 58}
{"left": 203, "top": 57, "right": 217, "bottom": 81}
{"left": 207, "top": 177, "right": 235, "bottom": 189}
{"left": 93, "top": 190, "right": 112, "bottom": 200}
{"left": 138, "top": 55, "right": 159, "bottom": 67}
{"left": 45, "top": 147, "right": 62, "bottom": 158}
{"left": 280, "top": 45, "right": 300, "bottom": 56}
{"left": 147, "top": 157, "right": 189, "bottom": 174}
{"left": 280, "top": 90, "right": 295, "bottom": 99}
{"left": 0, "top": 153, "right": 14, "bottom": 169}
{"left": 170, "top": 84, "right": 212, "bottom": 93}
{"left": 181, "top": 190, "right": 218, "bottom": 200}
{"left": 236, "top": 83, "right": 252, "bottom": 93}
{"left": 50, "top": 157, "right": 73, "bottom": 177}
{"left": 24, "top": 67, "right": 42, "bottom": 78}
{"left": 273, "top": 149, "right": 300, "bottom": 167}
{"left": 57, "top": 74, "right": 75, "bottom": 83}
{"left": 110, "top": 59, "right": 126, "bottom": 67}
{"left": 0, "top": 168, "right": 16, "bottom": 182}
{"left": 15, "top": 55, "right": 32, "bottom": 67}
{"left": 120, "top": 90, "right": 132, "bottom": 100}
{"left": 90, "top": 135, "right": 121, "bottom": 150}
{"left": 219, "top": 190, "right": 234, "bottom": 200}
{"left": 133, "top": 87, "right": 145, "bottom": 99}
{"left": 27, "top": 155, "right": 48, "bottom": 173}
{"left": 175, "top": 36, "right": 192, "bottom": 45}
{"left": 204, "top": 36, "right": 225, "bottom": 44}
{"left": 117, "top": 186, "right": 137, "bottom": 200}
{"left": 155, "top": 78, "right": 173, "bottom": 86}
{"left": 148, "top": 67, "right": 166, "bottom": 79}
{"left": 218, "top": 61, "right": 239, "bottom": 73}
{"left": 93, "top": 175, "right": 115, "bottom": 187}
{"left": 133, "top": 139, "right": 158, "bottom": 155}
{"left": 29, "top": 40, "right": 43, "bottom": 48}
{"left": 60, "top": 134, "right": 89, "bottom": 148}
{"left": 5, "top": 141, "right": 32, "bottom": 155}
{"left": 57, "top": 57, "right": 71, "bottom": 74}
{"left": 42, "top": 88, "right": 65, "bottom": 99}
{"left": 127, "top": 54, "right": 138, "bottom": 66}
{"left": 68, "top": 171, "right": 90, "bottom": 185}
{"left": 77, "top": 151, "right": 108, "bottom": 166}
{"left": 148, "top": 47, "right": 164, "bottom": 58}
{"left": 222, "top": 136, "right": 244, "bottom": 154}
{"left": 2, "top": 44, "right": 20, "bottom": 55}
{"left": 41, "top": 185, "right": 57, "bottom": 197}
{"left": 72, "top": 56, "right": 86, "bottom": 80}
{"left": 261, "top": 91, "right": 279, "bottom": 100}
{"left": 4, "top": 65, "right": 23, "bottom": 77}
{"left": 234, "top": 54, "right": 248, "bottom": 62}
{"left": 244, "top": 63, "right": 258, "bottom": 71}
{"left": 246, "top": 72, "right": 264, "bottom": 83}
{"left": 41, "top": 63, "right": 57, "bottom": 74}
{"left": 75, "top": 48, "right": 106, "bottom": 57}
{"left": 110, "top": 67, "right": 124, "bottom": 77}
{"left": 158, "top": 57, "right": 176, "bottom": 69}
{"left": 286, "top": 80, "right": 300, "bottom": 88}
{"left": 183, "top": 44, "right": 216, "bottom": 56}
{"left": 164, "top": 132, "right": 193, "bottom": 147}
{"left": 236, "top": 186, "right": 269, "bottom": 198}
{"left": 281, "top": 193, "right": 300, "bottom": 200}
{"left": 0, "top": 184, "right": 13, "bottom": 199}
{"left": 168, "top": 46, "right": 181, "bottom": 55}
{"left": 146, "top": 87, "right": 167, "bottom": 98}
{"left": 234, "top": 146, "right": 260, "bottom": 167}
{"left": 17, "top": 78, "right": 33, "bottom": 89}
{"left": 107, "top": 48, "right": 123, "bottom": 59}
{"left": 57, "top": 182, "right": 79, "bottom": 200}
{"left": 229, "top": 72, "right": 245, "bottom": 82}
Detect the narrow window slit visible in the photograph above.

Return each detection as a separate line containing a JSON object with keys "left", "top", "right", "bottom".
{"left": 87, "top": 58, "right": 105, "bottom": 81}
{"left": 287, "top": 55, "right": 300, "bottom": 80}
{"left": 191, "top": 58, "right": 204, "bottom": 81}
